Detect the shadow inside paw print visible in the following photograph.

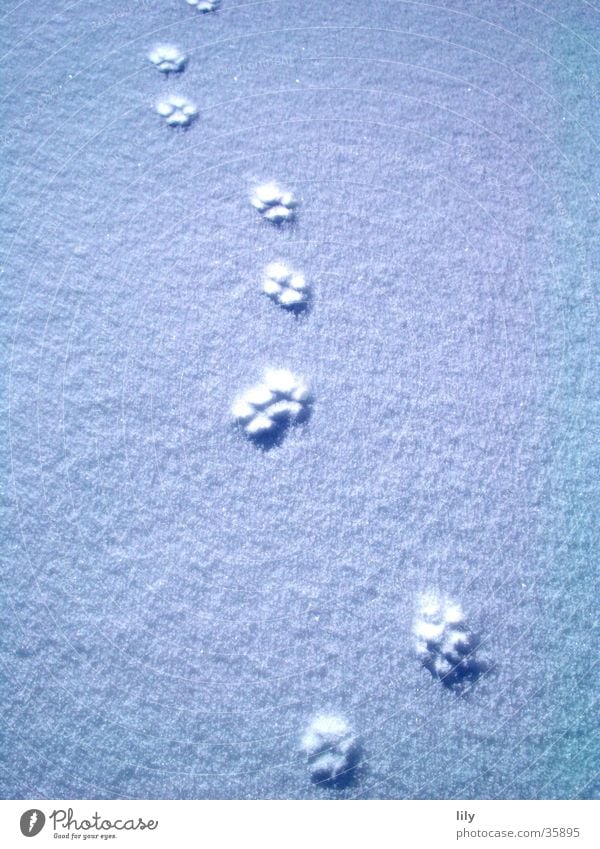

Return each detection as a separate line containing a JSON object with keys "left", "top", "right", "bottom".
{"left": 232, "top": 369, "right": 311, "bottom": 449}
{"left": 414, "top": 593, "right": 489, "bottom": 695}
{"left": 422, "top": 627, "right": 489, "bottom": 693}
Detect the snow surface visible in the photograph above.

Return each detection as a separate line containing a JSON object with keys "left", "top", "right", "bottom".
{"left": 1, "top": 0, "right": 599, "bottom": 800}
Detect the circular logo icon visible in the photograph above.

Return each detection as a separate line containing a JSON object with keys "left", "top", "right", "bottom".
{"left": 20, "top": 810, "right": 45, "bottom": 837}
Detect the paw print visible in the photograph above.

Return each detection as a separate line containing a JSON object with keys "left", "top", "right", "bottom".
{"left": 301, "top": 715, "right": 360, "bottom": 787}
{"left": 156, "top": 95, "right": 198, "bottom": 127}
{"left": 251, "top": 182, "right": 298, "bottom": 224}
{"left": 148, "top": 45, "right": 187, "bottom": 74}
{"left": 263, "top": 261, "right": 309, "bottom": 312}
{"left": 232, "top": 369, "right": 310, "bottom": 446}
{"left": 186, "top": 0, "right": 221, "bottom": 11}
{"left": 413, "top": 592, "right": 487, "bottom": 692}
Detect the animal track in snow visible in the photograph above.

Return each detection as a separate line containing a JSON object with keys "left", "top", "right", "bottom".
{"left": 186, "top": 0, "right": 220, "bottom": 11}
{"left": 251, "top": 182, "right": 298, "bottom": 224}
{"left": 148, "top": 45, "right": 187, "bottom": 74}
{"left": 156, "top": 95, "right": 198, "bottom": 127}
{"left": 232, "top": 369, "right": 310, "bottom": 446}
{"left": 263, "top": 261, "right": 309, "bottom": 312}
{"left": 301, "top": 714, "right": 360, "bottom": 787}
{"left": 413, "top": 592, "right": 486, "bottom": 692}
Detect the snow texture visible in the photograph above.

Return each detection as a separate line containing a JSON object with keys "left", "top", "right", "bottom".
{"left": 301, "top": 715, "right": 360, "bottom": 787}
{"left": 251, "top": 182, "right": 298, "bottom": 224}
{"left": 148, "top": 45, "right": 187, "bottom": 75}
{"left": 232, "top": 369, "right": 310, "bottom": 446}
{"left": 262, "top": 261, "right": 309, "bottom": 312}
{"left": 1, "top": 0, "right": 598, "bottom": 803}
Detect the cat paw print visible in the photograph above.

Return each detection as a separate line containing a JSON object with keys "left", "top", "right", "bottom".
{"left": 263, "top": 261, "right": 310, "bottom": 312}
{"left": 301, "top": 715, "right": 360, "bottom": 787}
{"left": 413, "top": 592, "right": 487, "bottom": 693}
{"left": 148, "top": 45, "right": 187, "bottom": 74}
{"left": 232, "top": 368, "right": 310, "bottom": 446}
{"left": 156, "top": 95, "right": 198, "bottom": 127}
{"left": 186, "top": 0, "right": 221, "bottom": 11}
{"left": 251, "top": 182, "right": 298, "bottom": 224}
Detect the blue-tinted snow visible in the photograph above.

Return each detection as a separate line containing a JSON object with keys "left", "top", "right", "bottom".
{"left": 1, "top": 1, "right": 598, "bottom": 799}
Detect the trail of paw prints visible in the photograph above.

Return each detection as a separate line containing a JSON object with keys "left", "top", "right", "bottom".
{"left": 232, "top": 369, "right": 311, "bottom": 448}
{"left": 301, "top": 714, "right": 361, "bottom": 788}
{"left": 413, "top": 592, "right": 489, "bottom": 694}
{"left": 146, "top": 27, "right": 204, "bottom": 129}
{"left": 251, "top": 182, "right": 298, "bottom": 224}
{"left": 262, "top": 261, "right": 310, "bottom": 313}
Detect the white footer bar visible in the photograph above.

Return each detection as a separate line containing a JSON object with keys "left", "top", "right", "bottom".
{"left": 0, "top": 800, "right": 597, "bottom": 849}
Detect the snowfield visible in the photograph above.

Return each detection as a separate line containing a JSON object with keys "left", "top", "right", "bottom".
{"left": 1, "top": 0, "right": 598, "bottom": 800}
